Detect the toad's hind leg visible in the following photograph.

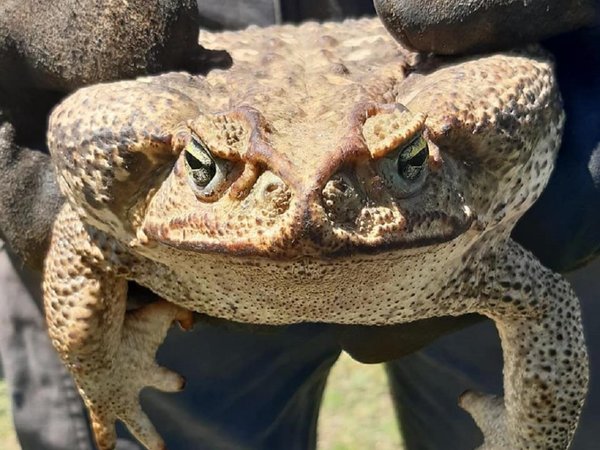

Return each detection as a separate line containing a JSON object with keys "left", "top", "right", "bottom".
{"left": 43, "top": 207, "right": 193, "bottom": 450}
{"left": 459, "top": 240, "right": 588, "bottom": 449}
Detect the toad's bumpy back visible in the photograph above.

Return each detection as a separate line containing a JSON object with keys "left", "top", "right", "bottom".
{"left": 43, "top": 18, "right": 588, "bottom": 450}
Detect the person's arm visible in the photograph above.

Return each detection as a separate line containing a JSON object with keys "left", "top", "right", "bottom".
{"left": 0, "top": 120, "right": 63, "bottom": 272}
{"left": 513, "top": 27, "right": 600, "bottom": 272}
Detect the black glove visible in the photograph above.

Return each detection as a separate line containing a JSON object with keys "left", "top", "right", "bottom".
{"left": 374, "top": 0, "right": 598, "bottom": 55}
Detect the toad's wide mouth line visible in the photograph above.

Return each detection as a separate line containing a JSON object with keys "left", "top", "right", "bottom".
{"left": 148, "top": 213, "right": 476, "bottom": 261}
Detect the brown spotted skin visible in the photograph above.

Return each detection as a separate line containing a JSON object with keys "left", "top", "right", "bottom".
{"left": 43, "top": 18, "right": 587, "bottom": 450}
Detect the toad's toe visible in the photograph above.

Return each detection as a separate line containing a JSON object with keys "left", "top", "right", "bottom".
{"left": 122, "top": 406, "right": 166, "bottom": 450}
{"left": 148, "top": 365, "right": 186, "bottom": 392}
{"left": 90, "top": 410, "right": 117, "bottom": 450}
{"left": 459, "top": 391, "right": 508, "bottom": 450}
{"left": 73, "top": 300, "right": 192, "bottom": 450}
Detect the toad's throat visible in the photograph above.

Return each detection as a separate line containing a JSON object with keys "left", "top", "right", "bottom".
{"left": 133, "top": 232, "right": 477, "bottom": 326}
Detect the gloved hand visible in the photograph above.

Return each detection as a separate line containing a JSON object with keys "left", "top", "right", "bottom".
{"left": 0, "top": 0, "right": 212, "bottom": 93}
{"left": 374, "top": 0, "right": 598, "bottom": 55}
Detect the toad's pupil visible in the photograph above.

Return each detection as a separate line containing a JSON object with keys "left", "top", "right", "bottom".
{"left": 408, "top": 148, "right": 428, "bottom": 167}
{"left": 185, "top": 149, "right": 216, "bottom": 187}
{"left": 398, "top": 145, "right": 428, "bottom": 181}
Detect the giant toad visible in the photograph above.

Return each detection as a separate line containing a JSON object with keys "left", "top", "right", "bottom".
{"left": 44, "top": 18, "right": 588, "bottom": 450}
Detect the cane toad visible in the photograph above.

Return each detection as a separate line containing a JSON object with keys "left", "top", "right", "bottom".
{"left": 44, "top": 18, "right": 588, "bottom": 450}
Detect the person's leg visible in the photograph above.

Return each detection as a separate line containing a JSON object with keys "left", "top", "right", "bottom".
{"left": 386, "top": 320, "right": 499, "bottom": 450}
{"left": 138, "top": 322, "right": 341, "bottom": 450}
{"left": 389, "top": 258, "right": 600, "bottom": 450}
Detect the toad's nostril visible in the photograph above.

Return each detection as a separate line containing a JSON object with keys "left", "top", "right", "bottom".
{"left": 261, "top": 180, "right": 291, "bottom": 215}
{"left": 321, "top": 174, "right": 362, "bottom": 224}
{"left": 265, "top": 182, "right": 281, "bottom": 193}
{"left": 323, "top": 175, "right": 352, "bottom": 196}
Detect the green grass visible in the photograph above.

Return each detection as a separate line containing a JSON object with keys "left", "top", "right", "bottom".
{"left": 318, "top": 353, "right": 403, "bottom": 450}
{"left": 0, "top": 354, "right": 402, "bottom": 450}
{"left": 0, "top": 380, "right": 20, "bottom": 450}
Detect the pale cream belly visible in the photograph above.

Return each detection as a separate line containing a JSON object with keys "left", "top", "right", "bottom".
{"left": 131, "top": 239, "right": 474, "bottom": 325}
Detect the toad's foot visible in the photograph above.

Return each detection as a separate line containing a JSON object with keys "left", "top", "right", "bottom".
{"left": 69, "top": 301, "right": 193, "bottom": 450}
{"left": 460, "top": 391, "right": 508, "bottom": 450}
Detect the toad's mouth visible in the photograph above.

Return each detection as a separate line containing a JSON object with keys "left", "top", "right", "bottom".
{"left": 141, "top": 205, "right": 476, "bottom": 260}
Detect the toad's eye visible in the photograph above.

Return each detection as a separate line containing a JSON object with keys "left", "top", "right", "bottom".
{"left": 183, "top": 136, "right": 234, "bottom": 201}
{"left": 185, "top": 139, "right": 216, "bottom": 188}
{"left": 397, "top": 136, "right": 429, "bottom": 181}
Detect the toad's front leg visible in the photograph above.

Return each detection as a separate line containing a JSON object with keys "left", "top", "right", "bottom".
{"left": 43, "top": 210, "right": 193, "bottom": 450}
{"left": 459, "top": 240, "right": 588, "bottom": 449}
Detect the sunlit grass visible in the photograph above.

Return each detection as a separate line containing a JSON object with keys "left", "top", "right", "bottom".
{"left": 318, "top": 353, "right": 403, "bottom": 450}
{"left": 0, "top": 380, "right": 20, "bottom": 450}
